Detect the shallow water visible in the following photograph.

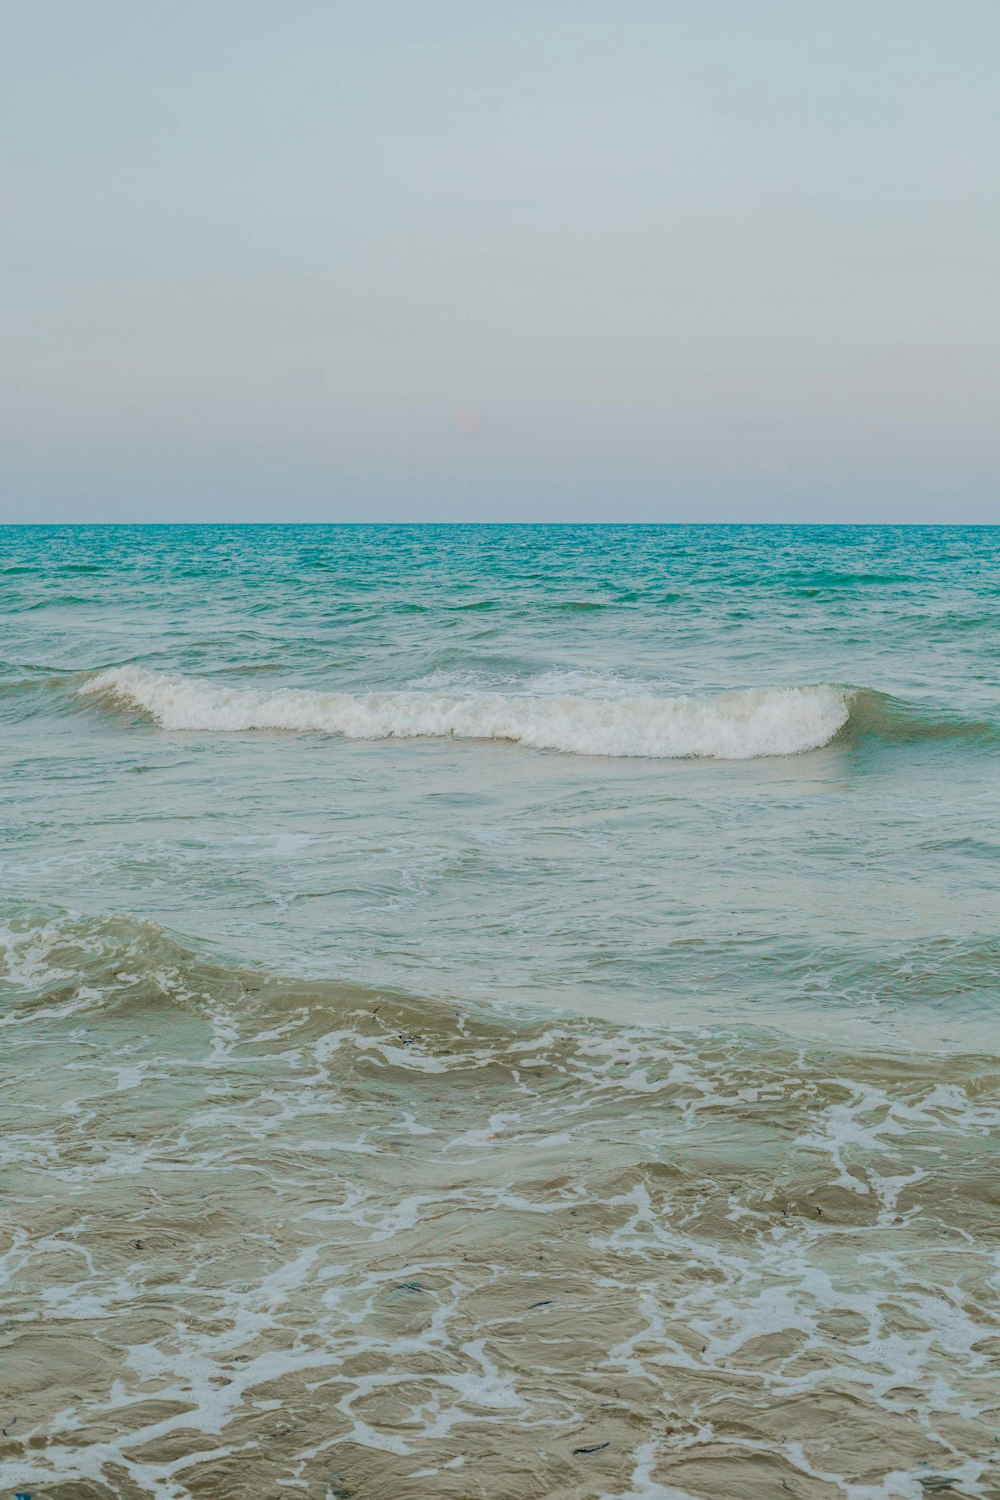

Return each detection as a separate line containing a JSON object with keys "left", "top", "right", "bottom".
{"left": 1, "top": 525, "right": 998, "bottom": 1498}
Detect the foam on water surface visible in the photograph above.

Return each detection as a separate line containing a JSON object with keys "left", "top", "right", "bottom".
{"left": 82, "top": 664, "right": 854, "bottom": 759}
{"left": 1, "top": 915, "right": 999, "bottom": 1499}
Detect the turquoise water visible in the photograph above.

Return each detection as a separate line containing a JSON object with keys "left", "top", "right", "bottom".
{"left": 3, "top": 523, "right": 998, "bottom": 1042}
{"left": 2, "top": 524, "right": 999, "bottom": 1500}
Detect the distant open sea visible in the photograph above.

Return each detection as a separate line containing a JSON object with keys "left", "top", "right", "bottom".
{"left": 2, "top": 524, "right": 998, "bottom": 1499}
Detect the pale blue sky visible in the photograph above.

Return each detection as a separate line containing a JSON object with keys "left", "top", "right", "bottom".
{"left": 3, "top": 1, "right": 998, "bottom": 521}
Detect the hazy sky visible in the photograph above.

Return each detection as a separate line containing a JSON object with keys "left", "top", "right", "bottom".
{"left": 3, "top": 1, "right": 998, "bottom": 522}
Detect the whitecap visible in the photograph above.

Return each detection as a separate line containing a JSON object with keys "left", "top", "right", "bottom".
{"left": 80, "top": 665, "right": 852, "bottom": 760}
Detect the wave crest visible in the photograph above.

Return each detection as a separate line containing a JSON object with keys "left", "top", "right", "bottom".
{"left": 79, "top": 666, "right": 852, "bottom": 760}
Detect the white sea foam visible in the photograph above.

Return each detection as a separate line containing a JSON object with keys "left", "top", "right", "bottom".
{"left": 81, "top": 666, "right": 851, "bottom": 759}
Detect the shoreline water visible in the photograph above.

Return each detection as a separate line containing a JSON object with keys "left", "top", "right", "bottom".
{"left": 2, "top": 913, "right": 999, "bottom": 1499}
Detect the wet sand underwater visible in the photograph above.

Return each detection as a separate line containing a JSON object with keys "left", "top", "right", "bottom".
{"left": 2, "top": 920, "right": 999, "bottom": 1499}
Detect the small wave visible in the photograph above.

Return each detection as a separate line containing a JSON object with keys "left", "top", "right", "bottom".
{"left": 79, "top": 666, "right": 853, "bottom": 759}
{"left": 782, "top": 569, "right": 914, "bottom": 588}
{"left": 843, "top": 687, "right": 998, "bottom": 745}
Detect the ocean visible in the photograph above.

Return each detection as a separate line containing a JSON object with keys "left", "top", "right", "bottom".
{"left": 1, "top": 523, "right": 998, "bottom": 1499}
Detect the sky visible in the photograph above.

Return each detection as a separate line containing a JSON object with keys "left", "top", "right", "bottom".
{"left": 2, "top": 0, "right": 999, "bottom": 523}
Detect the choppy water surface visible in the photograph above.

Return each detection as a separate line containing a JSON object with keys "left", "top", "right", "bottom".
{"left": 1, "top": 525, "right": 998, "bottom": 1499}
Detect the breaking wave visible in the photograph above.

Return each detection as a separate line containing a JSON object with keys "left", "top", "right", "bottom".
{"left": 80, "top": 665, "right": 853, "bottom": 759}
